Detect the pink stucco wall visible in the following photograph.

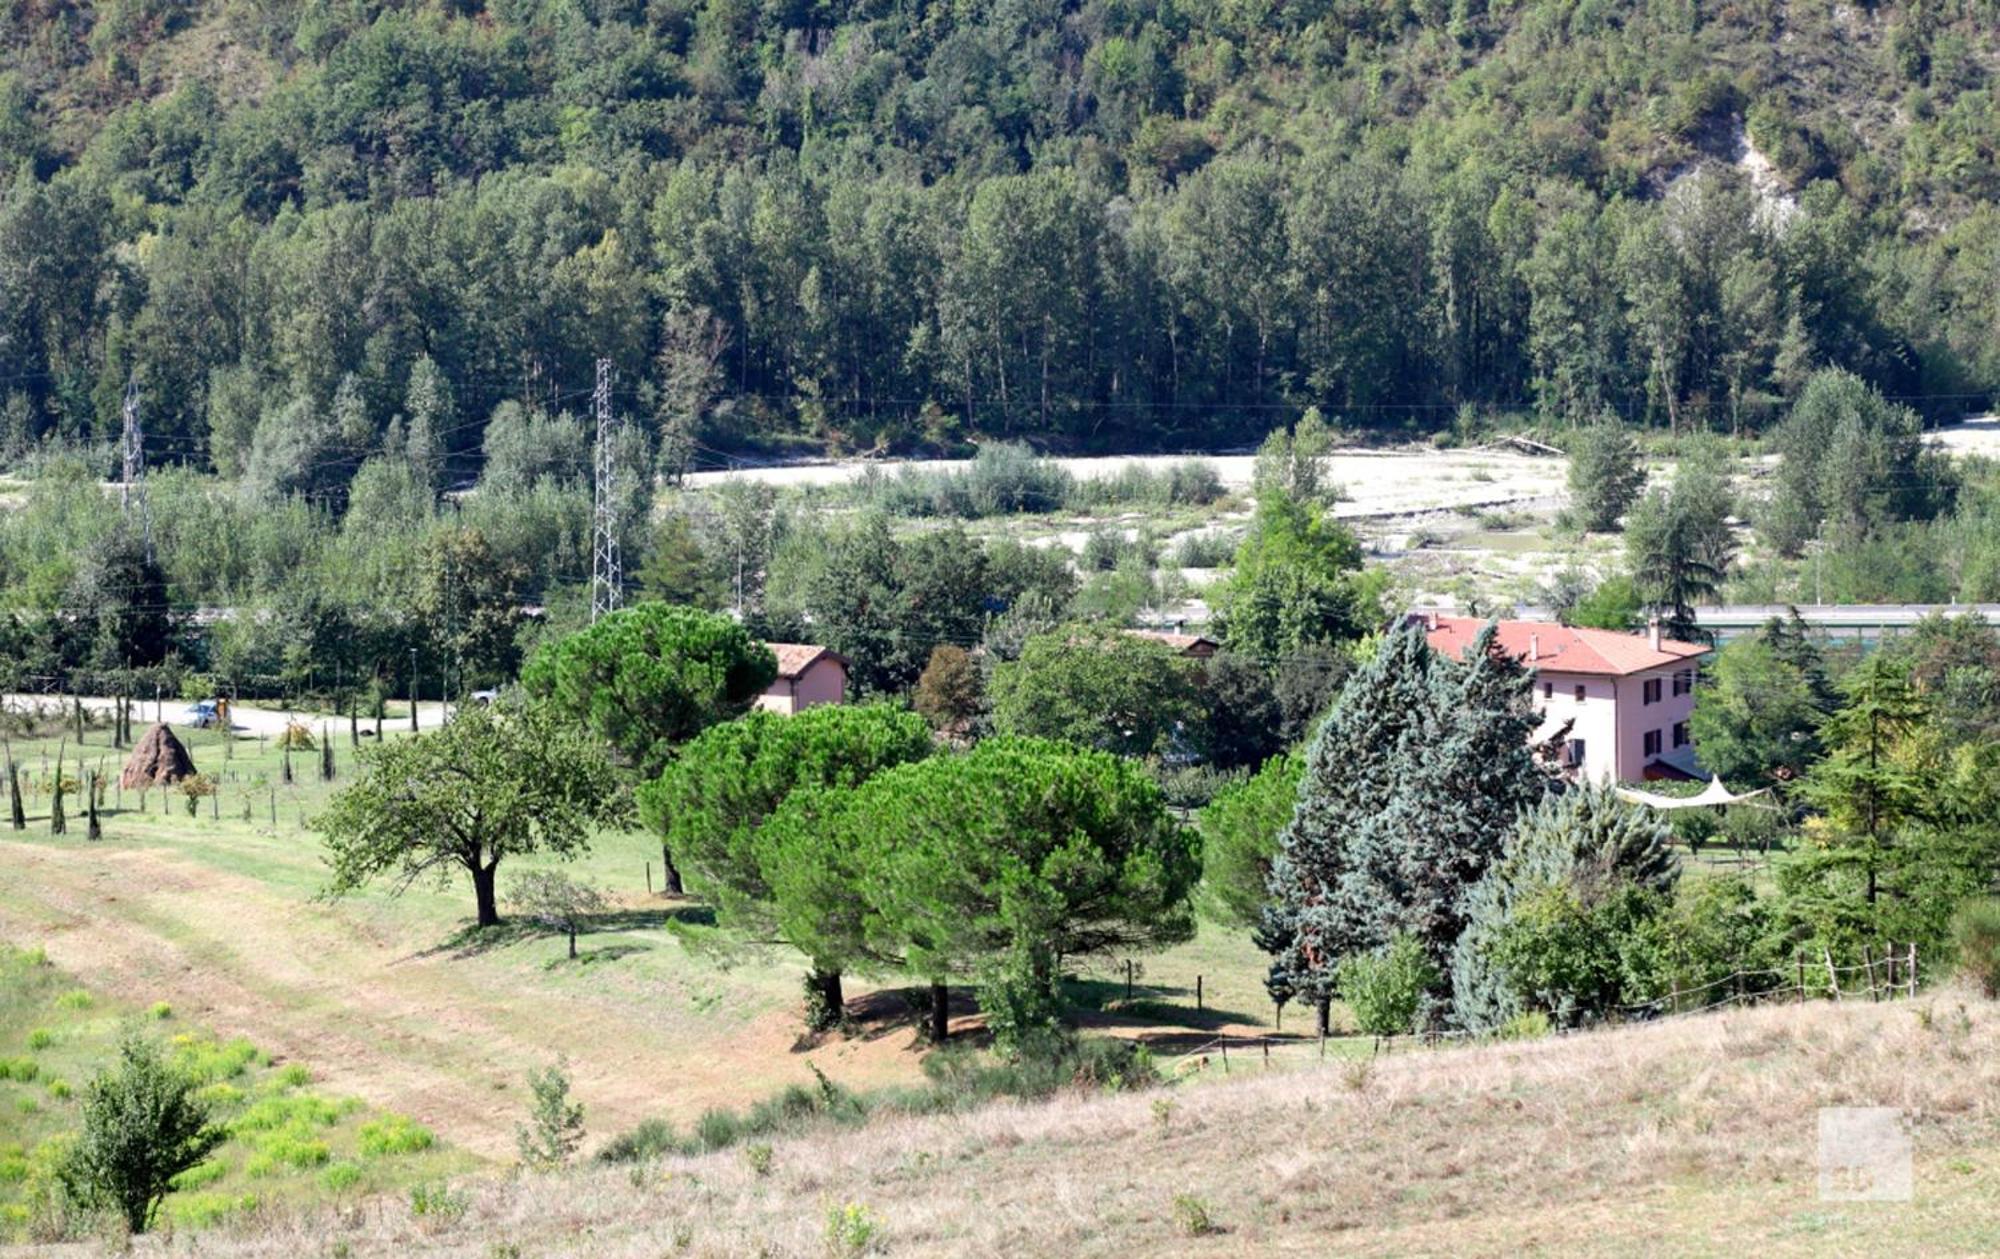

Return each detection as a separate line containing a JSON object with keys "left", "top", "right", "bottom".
{"left": 1529, "top": 662, "right": 1699, "bottom": 783}
{"left": 755, "top": 658, "right": 848, "bottom": 714}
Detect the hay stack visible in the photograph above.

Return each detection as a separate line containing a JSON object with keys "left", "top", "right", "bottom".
{"left": 121, "top": 723, "right": 198, "bottom": 790}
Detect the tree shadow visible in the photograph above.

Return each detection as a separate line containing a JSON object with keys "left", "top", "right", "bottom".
{"left": 543, "top": 943, "right": 652, "bottom": 969}
{"left": 1072, "top": 1000, "right": 1265, "bottom": 1035}
{"left": 790, "top": 984, "right": 991, "bottom": 1053}
{"left": 402, "top": 902, "right": 717, "bottom": 962}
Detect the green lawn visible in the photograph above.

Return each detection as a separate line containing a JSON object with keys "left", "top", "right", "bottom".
{"left": 0, "top": 943, "right": 470, "bottom": 1242}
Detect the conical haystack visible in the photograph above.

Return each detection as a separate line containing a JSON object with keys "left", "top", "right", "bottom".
{"left": 121, "top": 723, "right": 198, "bottom": 791}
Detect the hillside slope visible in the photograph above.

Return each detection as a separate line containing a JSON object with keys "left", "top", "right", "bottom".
{"left": 102, "top": 994, "right": 2000, "bottom": 1257}
{"left": 6, "top": 0, "right": 2000, "bottom": 467}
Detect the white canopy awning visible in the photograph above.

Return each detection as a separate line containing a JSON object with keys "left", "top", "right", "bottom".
{"left": 1615, "top": 775, "right": 1774, "bottom": 811}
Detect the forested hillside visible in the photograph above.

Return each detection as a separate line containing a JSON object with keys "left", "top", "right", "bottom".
{"left": 4, "top": 0, "right": 2000, "bottom": 471}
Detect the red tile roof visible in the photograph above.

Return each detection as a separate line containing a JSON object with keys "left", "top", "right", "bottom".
{"left": 1122, "top": 629, "right": 1221, "bottom": 656}
{"left": 1419, "top": 615, "right": 1707, "bottom": 677}
{"left": 765, "top": 642, "right": 847, "bottom": 679}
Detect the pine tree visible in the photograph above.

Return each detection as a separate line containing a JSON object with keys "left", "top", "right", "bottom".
{"left": 1450, "top": 782, "right": 1677, "bottom": 1031}
{"left": 1799, "top": 655, "right": 1928, "bottom": 906}
{"left": 1260, "top": 625, "right": 1550, "bottom": 1030}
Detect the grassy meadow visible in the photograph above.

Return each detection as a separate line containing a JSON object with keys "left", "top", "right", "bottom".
{"left": 0, "top": 943, "right": 468, "bottom": 1242}
{"left": 0, "top": 708, "right": 1296, "bottom": 1208}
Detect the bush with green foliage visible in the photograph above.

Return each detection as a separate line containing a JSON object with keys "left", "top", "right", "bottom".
{"left": 1338, "top": 935, "right": 1437, "bottom": 1036}
{"left": 58, "top": 1035, "right": 225, "bottom": 1234}
{"left": 1451, "top": 783, "right": 1679, "bottom": 1032}
{"left": 1951, "top": 900, "right": 2000, "bottom": 997}
{"left": 516, "top": 1060, "right": 584, "bottom": 1170}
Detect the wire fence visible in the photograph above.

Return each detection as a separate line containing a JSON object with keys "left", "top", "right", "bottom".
{"left": 1152, "top": 942, "right": 1925, "bottom": 1080}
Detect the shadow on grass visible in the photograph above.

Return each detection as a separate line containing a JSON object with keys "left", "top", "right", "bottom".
{"left": 791, "top": 984, "right": 994, "bottom": 1054}
{"left": 405, "top": 902, "right": 717, "bottom": 961}
{"left": 1072, "top": 999, "right": 1265, "bottom": 1034}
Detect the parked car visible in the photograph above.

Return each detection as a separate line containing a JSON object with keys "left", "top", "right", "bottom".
{"left": 183, "top": 700, "right": 220, "bottom": 729}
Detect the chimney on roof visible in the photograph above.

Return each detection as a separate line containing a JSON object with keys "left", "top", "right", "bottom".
{"left": 1648, "top": 615, "right": 1662, "bottom": 651}
{"left": 1528, "top": 632, "right": 1539, "bottom": 662}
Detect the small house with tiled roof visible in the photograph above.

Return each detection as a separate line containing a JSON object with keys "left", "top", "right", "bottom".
{"left": 1414, "top": 612, "right": 1710, "bottom": 783}
{"left": 1122, "top": 628, "right": 1221, "bottom": 659}
{"left": 756, "top": 642, "right": 849, "bottom": 715}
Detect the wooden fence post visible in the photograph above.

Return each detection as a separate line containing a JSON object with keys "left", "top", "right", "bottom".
{"left": 1907, "top": 943, "right": 1918, "bottom": 998}
{"left": 1795, "top": 953, "right": 1804, "bottom": 1004}
{"left": 1196, "top": 975, "right": 1203, "bottom": 1012}
{"left": 1824, "top": 948, "right": 1840, "bottom": 1001}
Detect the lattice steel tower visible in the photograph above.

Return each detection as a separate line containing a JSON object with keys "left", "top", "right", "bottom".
{"left": 589, "top": 357, "right": 624, "bottom": 621}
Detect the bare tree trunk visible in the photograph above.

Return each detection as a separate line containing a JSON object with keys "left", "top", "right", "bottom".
{"left": 659, "top": 842, "right": 685, "bottom": 896}
{"left": 930, "top": 980, "right": 950, "bottom": 1043}
{"left": 472, "top": 863, "right": 501, "bottom": 928}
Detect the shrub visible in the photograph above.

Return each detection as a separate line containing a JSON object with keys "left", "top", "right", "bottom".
{"left": 823, "top": 1201, "right": 879, "bottom": 1257}
{"left": 148, "top": 1002, "right": 172, "bottom": 1021}
{"left": 516, "top": 1059, "right": 585, "bottom": 1170}
{"left": 1167, "top": 529, "right": 1236, "bottom": 568}
{"left": 53, "top": 989, "right": 91, "bottom": 1011}
{"left": 321, "top": 1161, "right": 363, "bottom": 1192}
{"left": 1952, "top": 899, "right": 2000, "bottom": 997}
{"left": 0, "top": 1057, "right": 37, "bottom": 1082}
{"left": 1338, "top": 935, "right": 1437, "bottom": 1036}
{"left": 743, "top": 1142, "right": 773, "bottom": 1177}
{"left": 169, "top": 1159, "right": 228, "bottom": 1190}
{"left": 1170, "top": 1193, "right": 1216, "bottom": 1237}
{"left": 44, "top": 1078, "right": 69, "bottom": 1100}
{"left": 59, "top": 1035, "right": 226, "bottom": 1234}
{"left": 594, "top": 1118, "right": 683, "bottom": 1163}
{"left": 1496, "top": 1011, "right": 1553, "bottom": 1040}
{"left": 171, "top": 1035, "right": 259, "bottom": 1083}
{"left": 408, "top": 1181, "right": 469, "bottom": 1223}
{"left": 163, "top": 1191, "right": 256, "bottom": 1229}
{"left": 25, "top": 1029, "right": 53, "bottom": 1050}
{"left": 358, "top": 1114, "right": 435, "bottom": 1156}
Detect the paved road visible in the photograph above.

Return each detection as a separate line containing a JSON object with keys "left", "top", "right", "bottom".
{"left": 0, "top": 694, "right": 454, "bottom": 737}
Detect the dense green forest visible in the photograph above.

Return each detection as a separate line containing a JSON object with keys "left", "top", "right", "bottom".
{"left": 5, "top": 0, "right": 2000, "bottom": 473}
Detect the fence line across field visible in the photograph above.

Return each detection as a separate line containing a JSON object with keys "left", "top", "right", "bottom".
{"left": 1159, "top": 941, "right": 1923, "bottom": 1080}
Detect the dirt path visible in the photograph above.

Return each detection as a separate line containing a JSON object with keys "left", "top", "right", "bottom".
{"left": 0, "top": 841, "right": 921, "bottom": 1159}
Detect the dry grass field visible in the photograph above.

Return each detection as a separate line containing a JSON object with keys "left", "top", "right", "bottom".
{"left": 48, "top": 991, "right": 2000, "bottom": 1257}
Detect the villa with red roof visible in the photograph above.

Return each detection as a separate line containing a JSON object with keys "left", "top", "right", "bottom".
{"left": 1416, "top": 613, "right": 1710, "bottom": 783}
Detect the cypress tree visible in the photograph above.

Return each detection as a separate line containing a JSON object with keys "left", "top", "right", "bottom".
{"left": 1450, "top": 782, "right": 1677, "bottom": 1032}
{"left": 86, "top": 770, "right": 102, "bottom": 842}
{"left": 1260, "top": 625, "right": 1551, "bottom": 1028}
{"left": 8, "top": 756, "right": 22, "bottom": 831}
{"left": 321, "top": 726, "right": 335, "bottom": 781}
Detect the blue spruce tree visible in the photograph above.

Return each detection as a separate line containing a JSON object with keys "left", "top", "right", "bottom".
{"left": 1260, "top": 623, "right": 1551, "bottom": 1032}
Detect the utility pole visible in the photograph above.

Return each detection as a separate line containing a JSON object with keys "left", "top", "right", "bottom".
{"left": 590, "top": 357, "right": 623, "bottom": 621}
{"left": 120, "top": 374, "right": 152, "bottom": 562}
